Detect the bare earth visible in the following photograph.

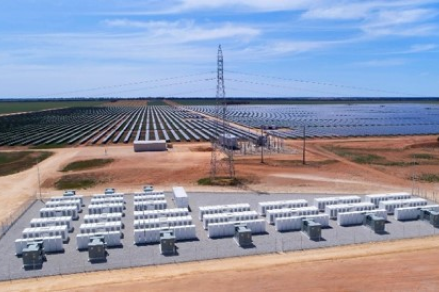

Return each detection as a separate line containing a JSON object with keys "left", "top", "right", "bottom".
{"left": 1, "top": 135, "right": 439, "bottom": 291}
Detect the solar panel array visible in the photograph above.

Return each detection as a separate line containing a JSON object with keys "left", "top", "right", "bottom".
{"left": 186, "top": 103, "right": 439, "bottom": 138}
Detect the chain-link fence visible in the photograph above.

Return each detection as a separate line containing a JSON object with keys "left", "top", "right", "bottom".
{"left": 0, "top": 196, "right": 37, "bottom": 241}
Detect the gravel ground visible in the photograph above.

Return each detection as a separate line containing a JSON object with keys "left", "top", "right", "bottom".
{"left": 0, "top": 192, "right": 437, "bottom": 281}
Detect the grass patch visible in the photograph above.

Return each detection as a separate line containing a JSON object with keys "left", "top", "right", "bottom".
{"left": 330, "top": 148, "right": 385, "bottom": 164}
{"left": 0, "top": 151, "right": 53, "bottom": 176}
{"left": 198, "top": 176, "right": 248, "bottom": 186}
{"left": 30, "top": 144, "right": 67, "bottom": 149}
{"left": 418, "top": 174, "right": 439, "bottom": 183}
{"left": 0, "top": 100, "right": 105, "bottom": 114}
{"left": 55, "top": 174, "right": 108, "bottom": 190}
{"left": 413, "top": 153, "right": 435, "bottom": 160}
{"left": 61, "top": 159, "right": 114, "bottom": 172}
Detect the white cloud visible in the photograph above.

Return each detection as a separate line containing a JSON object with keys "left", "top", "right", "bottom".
{"left": 103, "top": 19, "right": 260, "bottom": 42}
{"left": 355, "top": 59, "right": 406, "bottom": 67}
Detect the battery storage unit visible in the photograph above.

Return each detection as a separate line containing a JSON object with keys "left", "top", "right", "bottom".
{"left": 84, "top": 213, "right": 123, "bottom": 225}
{"left": 258, "top": 199, "right": 308, "bottom": 216}
{"left": 76, "top": 231, "right": 122, "bottom": 250}
{"left": 203, "top": 211, "right": 259, "bottom": 230}
{"left": 22, "top": 225, "right": 69, "bottom": 243}
{"left": 45, "top": 200, "right": 82, "bottom": 212}
{"left": 134, "top": 200, "right": 167, "bottom": 211}
{"left": 199, "top": 203, "right": 251, "bottom": 221}
{"left": 30, "top": 217, "right": 73, "bottom": 232}
{"left": 314, "top": 196, "right": 361, "bottom": 211}
{"left": 88, "top": 203, "right": 124, "bottom": 215}
{"left": 134, "top": 208, "right": 189, "bottom": 220}
{"left": 379, "top": 198, "right": 427, "bottom": 215}
{"left": 40, "top": 206, "right": 79, "bottom": 220}
{"left": 266, "top": 207, "right": 319, "bottom": 225}
{"left": 365, "top": 192, "right": 411, "bottom": 207}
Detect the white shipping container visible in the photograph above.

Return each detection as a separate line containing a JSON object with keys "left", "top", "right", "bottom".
{"left": 173, "top": 186, "right": 189, "bottom": 208}
{"left": 199, "top": 203, "right": 251, "bottom": 221}
{"left": 258, "top": 199, "right": 308, "bottom": 216}
{"left": 134, "top": 208, "right": 189, "bottom": 220}
{"left": 337, "top": 209, "right": 388, "bottom": 226}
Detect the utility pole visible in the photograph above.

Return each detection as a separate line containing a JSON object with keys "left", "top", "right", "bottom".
{"left": 36, "top": 158, "right": 42, "bottom": 201}
{"left": 302, "top": 126, "right": 306, "bottom": 165}
{"left": 260, "top": 126, "right": 264, "bottom": 164}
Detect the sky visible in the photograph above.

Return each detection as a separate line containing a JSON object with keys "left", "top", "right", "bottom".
{"left": 0, "top": 0, "right": 438, "bottom": 98}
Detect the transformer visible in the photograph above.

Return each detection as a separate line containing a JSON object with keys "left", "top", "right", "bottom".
{"left": 88, "top": 235, "right": 107, "bottom": 262}
{"left": 234, "top": 224, "right": 252, "bottom": 247}
{"left": 160, "top": 230, "right": 176, "bottom": 255}
{"left": 301, "top": 219, "right": 321, "bottom": 240}
{"left": 22, "top": 241, "right": 45, "bottom": 268}
{"left": 420, "top": 209, "right": 439, "bottom": 227}
{"left": 364, "top": 214, "right": 386, "bottom": 233}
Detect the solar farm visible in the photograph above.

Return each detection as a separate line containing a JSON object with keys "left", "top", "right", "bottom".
{"left": 2, "top": 188, "right": 439, "bottom": 280}
{"left": 1, "top": 102, "right": 439, "bottom": 146}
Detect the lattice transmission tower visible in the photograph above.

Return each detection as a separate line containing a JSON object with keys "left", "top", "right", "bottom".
{"left": 210, "top": 45, "right": 235, "bottom": 179}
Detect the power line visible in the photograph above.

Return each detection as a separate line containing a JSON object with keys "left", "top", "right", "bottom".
{"left": 226, "top": 70, "right": 427, "bottom": 98}
{"left": 34, "top": 71, "right": 215, "bottom": 98}
{"left": 226, "top": 78, "right": 348, "bottom": 97}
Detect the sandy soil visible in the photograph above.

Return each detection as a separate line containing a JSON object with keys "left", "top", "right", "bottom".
{"left": 1, "top": 135, "right": 439, "bottom": 291}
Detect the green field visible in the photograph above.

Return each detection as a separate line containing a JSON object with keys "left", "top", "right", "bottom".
{"left": 61, "top": 158, "right": 114, "bottom": 172}
{"left": 0, "top": 100, "right": 105, "bottom": 114}
{"left": 0, "top": 151, "right": 53, "bottom": 176}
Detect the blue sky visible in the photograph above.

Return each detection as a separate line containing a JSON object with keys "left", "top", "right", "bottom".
{"left": 0, "top": 0, "right": 438, "bottom": 98}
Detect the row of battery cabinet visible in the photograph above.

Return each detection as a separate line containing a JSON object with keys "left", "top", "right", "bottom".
{"left": 76, "top": 231, "right": 122, "bottom": 250}
{"left": 134, "top": 216, "right": 192, "bottom": 229}
{"left": 394, "top": 205, "right": 439, "bottom": 221}
{"left": 256, "top": 193, "right": 412, "bottom": 216}
{"left": 203, "top": 211, "right": 259, "bottom": 230}
{"left": 207, "top": 219, "right": 266, "bottom": 238}
{"left": 134, "top": 208, "right": 189, "bottom": 220}
{"left": 134, "top": 225, "right": 196, "bottom": 244}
